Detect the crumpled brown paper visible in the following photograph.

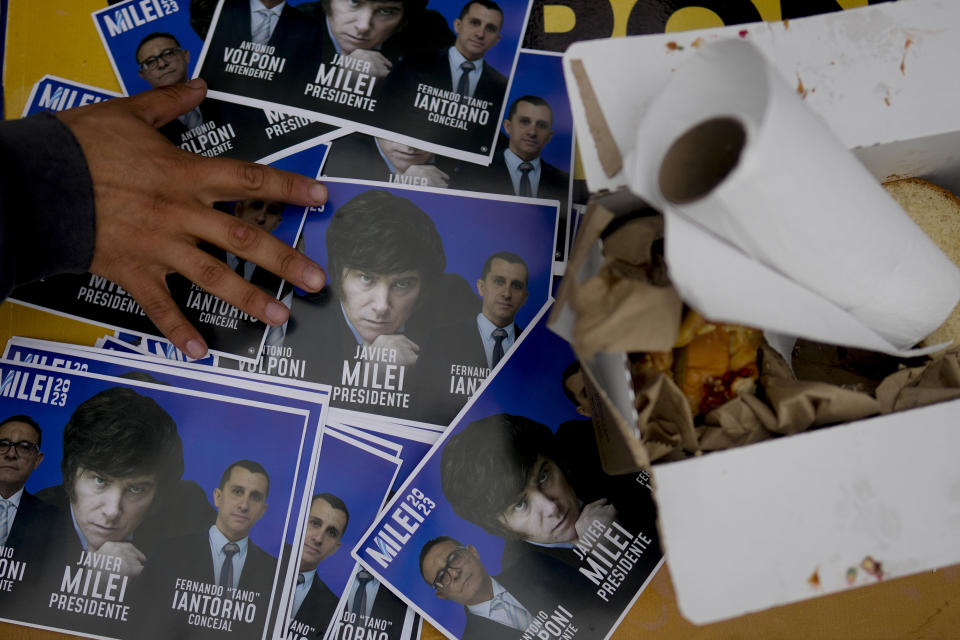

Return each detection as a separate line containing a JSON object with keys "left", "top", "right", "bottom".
{"left": 560, "top": 204, "right": 683, "bottom": 358}
{"left": 563, "top": 203, "right": 960, "bottom": 469}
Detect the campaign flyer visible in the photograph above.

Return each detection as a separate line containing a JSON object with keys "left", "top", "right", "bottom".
{"left": 3, "top": 336, "right": 335, "bottom": 637}
{"left": 92, "top": 0, "right": 339, "bottom": 163}
{"left": 319, "top": 50, "right": 573, "bottom": 266}
{"left": 217, "top": 177, "right": 558, "bottom": 425}
{"left": 278, "top": 428, "right": 402, "bottom": 639}
{"left": 195, "top": 0, "right": 532, "bottom": 164}
{"left": 352, "top": 303, "right": 664, "bottom": 640}
{"left": 20, "top": 75, "right": 121, "bottom": 117}
{"left": 7, "top": 144, "right": 327, "bottom": 363}
{"left": 0, "top": 358, "right": 314, "bottom": 639}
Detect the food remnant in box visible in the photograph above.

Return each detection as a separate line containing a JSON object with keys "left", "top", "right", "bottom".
{"left": 739, "top": 29, "right": 748, "bottom": 38}
{"left": 783, "top": 19, "right": 789, "bottom": 30}
{"left": 673, "top": 311, "right": 761, "bottom": 416}
{"left": 691, "top": 37, "right": 704, "bottom": 49}
{"left": 846, "top": 567, "right": 857, "bottom": 585}
{"left": 796, "top": 74, "right": 808, "bottom": 99}
{"left": 666, "top": 41, "right": 682, "bottom": 51}
{"left": 861, "top": 556, "right": 884, "bottom": 579}
{"left": 808, "top": 568, "right": 820, "bottom": 588}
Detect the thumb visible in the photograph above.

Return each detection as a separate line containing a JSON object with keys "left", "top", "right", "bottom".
{"left": 129, "top": 78, "right": 208, "bottom": 129}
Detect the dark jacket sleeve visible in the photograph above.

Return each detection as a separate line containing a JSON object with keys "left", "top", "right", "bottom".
{"left": 0, "top": 112, "right": 95, "bottom": 300}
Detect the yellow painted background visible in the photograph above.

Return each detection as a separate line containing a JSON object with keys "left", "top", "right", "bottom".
{"left": 3, "top": 2, "right": 960, "bottom": 640}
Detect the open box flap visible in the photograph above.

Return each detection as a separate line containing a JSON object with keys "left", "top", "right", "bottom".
{"left": 652, "top": 395, "right": 960, "bottom": 624}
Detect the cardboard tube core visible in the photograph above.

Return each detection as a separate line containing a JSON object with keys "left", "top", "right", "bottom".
{"left": 659, "top": 117, "right": 746, "bottom": 204}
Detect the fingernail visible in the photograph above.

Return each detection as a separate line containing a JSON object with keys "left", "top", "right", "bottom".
{"left": 266, "top": 301, "right": 289, "bottom": 325}
{"left": 185, "top": 78, "right": 204, "bottom": 89}
{"left": 185, "top": 339, "right": 207, "bottom": 359}
{"left": 308, "top": 182, "right": 327, "bottom": 204}
{"left": 303, "top": 265, "right": 325, "bottom": 291}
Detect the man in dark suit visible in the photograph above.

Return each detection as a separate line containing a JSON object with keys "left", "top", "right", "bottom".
{"left": 0, "top": 414, "right": 66, "bottom": 616}
{"left": 135, "top": 32, "right": 207, "bottom": 143}
{"left": 288, "top": 493, "right": 349, "bottom": 639}
{"left": 452, "top": 95, "right": 570, "bottom": 205}
{"left": 28, "top": 388, "right": 213, "bottom": 636}
{"left": 420, "top": 535, "right": 550, "bottom": 639}
{"left": 440, "top": 414, "right": 663, "bottom": 638}
{"left": 38, "top": 387, "right": 210, "bottom": 572}
{"left": 414, "top": 251, "right": 529, "bottom": 425}
{"left": 201, "top": 0, "right": 324, "bottom": 105}
{"left": 133, "top": 460, "right": 277, "bottom": 640}
{"left": 322, "top": 133, "right": 455, "bottom": 188}
{"left": 0, "top": 415, "right": 62, "bottom": 559}
{"left": 283, "top": 190, "right": 479, "bottom": 416}
{"left": 379, "top": 0, "right": 508, "bottom": 153}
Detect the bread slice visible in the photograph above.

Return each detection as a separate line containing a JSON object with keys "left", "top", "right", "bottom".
{"left": 882, "top": 177, "right": 960, "bottom": 349}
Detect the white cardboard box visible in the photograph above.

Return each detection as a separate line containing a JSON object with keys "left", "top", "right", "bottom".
{"left": 557, "top": 0, "right": 960, "bottom": 625}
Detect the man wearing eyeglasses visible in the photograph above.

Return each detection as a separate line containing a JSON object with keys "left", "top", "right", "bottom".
{"left": 135, "top": 31, "right": 213, "bottom": 145}
{"left": 0, "top": 415, "right": 63, "bottom": 564}
{"left": 419, "top": 536, "right": 544, "bottom": 639}
{"left": 137, "top": 32, "right": 191, "bottom": 89}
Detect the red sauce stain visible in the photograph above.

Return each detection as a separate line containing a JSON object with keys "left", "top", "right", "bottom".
{"left": 900, "top": 38, "right": 912, "bottom": 75}
{"left": 666, "top": 41, "right": 683, "bottom": 51}
{"left": 739, "top": 29, "right": 748, "bottom": 38}
{"left": 861, "top": 556, "right": 884, "bottom": 580}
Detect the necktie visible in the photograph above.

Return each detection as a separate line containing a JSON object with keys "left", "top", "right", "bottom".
{"left": 252, "top": 8, "right": 275, "bottom": 44}
{"left": 491, "top": 327, "right": 507, "bottom": 368}
{"left": 456, "top": 61, "right": 475, "bottom": 97}
{"left": 351, "top": 570, "right": 373, "bottom": 616}
{"left": 490, "top": 591, "right": 532, "bottom": 631}
{"left": 518, "top": 162, "right": 534, "bottom": 197}
{"left": 219, "top": 542, "right": 240, "bottom": 588}
{"left": 0, "top": 499, "right": 12, "bottom": 547}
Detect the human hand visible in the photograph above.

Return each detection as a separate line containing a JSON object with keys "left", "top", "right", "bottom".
{"left": 402, "top": 164, "right": 450, "bottom": 188}
{"left": 96, "top": 541, "right": 147, "bottom": 578}
{"left": 369, "top": 334, "right": 420, "bottom": 366}
{"left": 574, "top": 498, "right": 618, "bottom": 541}
{"left": 348, "top": 49, "right": 393, "bottom": 80}
{"left": 55, "top": 79, "right": 327, "bottom": 359}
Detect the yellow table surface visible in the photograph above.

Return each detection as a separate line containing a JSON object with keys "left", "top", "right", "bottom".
{"left": 3, "top": 1, "right": 959, "bottom": 639}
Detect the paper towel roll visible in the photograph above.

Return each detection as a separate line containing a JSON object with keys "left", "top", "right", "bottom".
{"left": 631, "top": 39, "right": 960, "bottom": 351}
